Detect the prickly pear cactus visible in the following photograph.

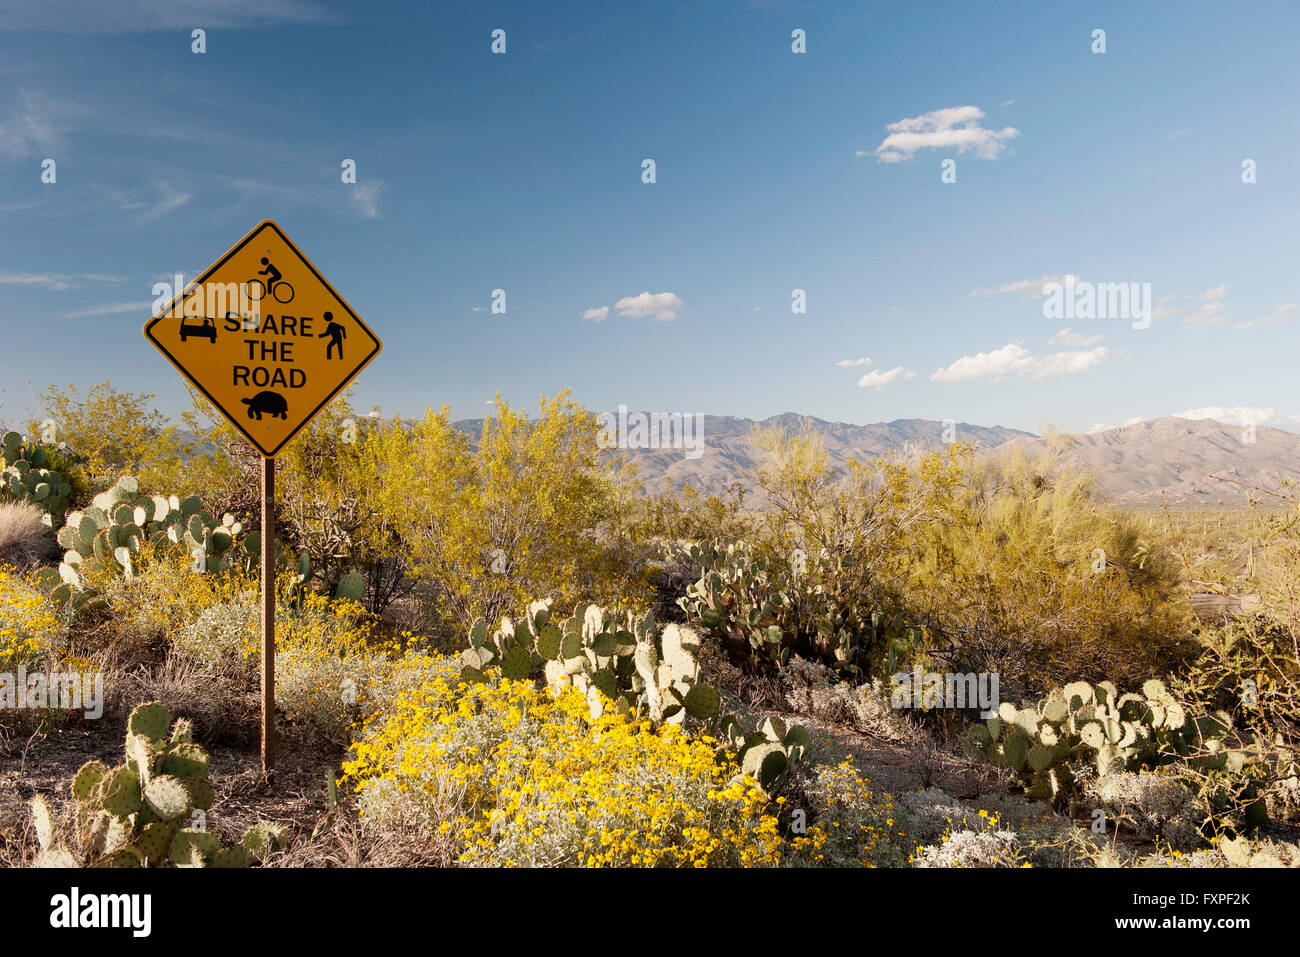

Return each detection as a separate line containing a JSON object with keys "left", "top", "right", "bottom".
{"left": 0, "top": 431, "right": 73, "bottom": 526}
{"left": 29, "top": 701, "right": 286, "bottom": 868}
{"left": 969, "top": 679, "right": 1246, "bottom": 805}
{"left": 458, "top": 599, "right": 725, "bottom": 727}
{"left": 672, "top": 539, "right": 913, "bottom": 676}
{"left": 34, "top": 477, "right": 253, "bottom": 616}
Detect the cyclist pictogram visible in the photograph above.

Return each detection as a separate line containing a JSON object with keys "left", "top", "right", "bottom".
{"left": 246, "top": 256, "right": 295, "bottom": 304}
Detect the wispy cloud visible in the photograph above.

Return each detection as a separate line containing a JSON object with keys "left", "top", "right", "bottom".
{"left": 0, "top": 271, "right": 126, "bottom": 290}
{"left": 930, "top": 342, "right": 1110, "bottom": 383}
{"left": 0, "top": 0, "right": 342, "bottom": 33}
{"left": 1258, "top": 302, "right": 1296, "bottom": 325}
{"left": 1050, "top": 328, "right": 1103, "bottom": 347}
{"left": 971, "top": 274, "right": 1080, "bottom": 297}
{"left": 1181, "top": 283, "right": 1235, "bottom": 329}
{"left": 58, "top": 300, "right": 153, "bottom": 319}
{"left": 581, "top": 306, "right": 609, "bottom": 322}
{"left": 857, "top": 366, "right": 916, "bottom": 390}
{"left": 0, "top": 89, "right": 86, "bottom": 161}
{"left": 864, "top": 105, "right": 1019, "bottom": 164}
{"left": 350, "top": 181, "right": 383, "bottom": 219}
{"left": 836, "top": 356, "right": 872, "bottom": 368}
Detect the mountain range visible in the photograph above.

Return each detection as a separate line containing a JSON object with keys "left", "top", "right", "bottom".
{"left": 452, "top": 414, "right": 1300, "bottom": 507}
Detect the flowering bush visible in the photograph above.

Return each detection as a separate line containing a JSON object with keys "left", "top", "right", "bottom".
{"left": 784, "top": 760, "right": 914, "bottom": 867}
{"left": 0, "top": 567, "right": 63, "bottom": 670}
{"left": 344, "top": 671, "right": 807, "bottom": 866}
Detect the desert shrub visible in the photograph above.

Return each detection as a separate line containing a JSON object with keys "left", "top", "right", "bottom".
{"left": 779, "top": 655, "right": 906, "bottom": 739}
{"left": 1176, "top": 617, "right": 1300, "bottom": 745}
{"left": 911, "top": 808, "right": 1022, "bottom": 868}
{"left": 682, "top": 429, "right": 1187, "bottom": 694}
{"left": 900, "top": 789, "right": 1107, "bottom": 867}
{"left": 896, "top": 445, "right": 1189, "bottom": 694}
{"left": 343, "top": 672, "right": 792, "bottom": 867}
{"left": 84, "top": 545, "right": 256, "bottom": 669}
{"left": 0, "top": 503, "right": 57, "bottom": 569}
{"left": 785, "top": 759, "right": 915, "bottom": 867}
{"left": 1087, "top": 769, "right": 1201, "bottom": 850}
{"left": 174, "top": 588, "right": 407, "bottom": 742}
{"left": 362, "top": 393, "right": 653, "bottom": 639}
{"left": 626, "top": 478, "right": 757, "bottom": 545}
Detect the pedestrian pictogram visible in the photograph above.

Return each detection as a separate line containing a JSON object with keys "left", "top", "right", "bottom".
{"left": 143, "top": 219, "right": 381, "bottom": 457}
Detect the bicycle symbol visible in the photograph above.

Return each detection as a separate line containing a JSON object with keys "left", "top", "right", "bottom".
{"left": 246, "top": 257, "right": 294, "bottom": 304}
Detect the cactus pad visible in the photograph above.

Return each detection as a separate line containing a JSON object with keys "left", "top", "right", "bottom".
{"left": 144, "top": 775, "right": 192, "bottom": 821}
{"left": 128, "top": 702, "right": 171, "bottom": 741}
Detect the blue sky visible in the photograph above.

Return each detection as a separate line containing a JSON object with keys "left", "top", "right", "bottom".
{"left": 2, "top": 0, "right": 1299, "bottom": 435}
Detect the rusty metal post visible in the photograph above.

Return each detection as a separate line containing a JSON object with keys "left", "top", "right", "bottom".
{"left": 261, "top": 456, "right": 276, "bottom": 782}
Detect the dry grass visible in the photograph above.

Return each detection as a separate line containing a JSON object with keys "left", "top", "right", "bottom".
{"left": 0, "top": 502, "right": 56, "bottom": 569}
{"left": 104, "top": 653, "right": 261, "bottom": 747}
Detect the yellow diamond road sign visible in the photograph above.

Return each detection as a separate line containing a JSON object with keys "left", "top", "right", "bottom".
{"left": 144, "top": 220, "right": 381, "bottom": 457}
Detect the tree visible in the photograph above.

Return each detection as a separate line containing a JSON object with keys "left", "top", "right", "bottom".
{"left": 28, "top": 380, "right": 194, "bottom": 495}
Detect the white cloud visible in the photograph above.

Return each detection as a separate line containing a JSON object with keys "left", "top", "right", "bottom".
{"left": 581, "top": 306, "right": 609, "bottom": 322}
{"left": 614, "top": 291, "right": 682, "bottom": 321}
{"left": 1180, "top": 298, "right": 1232, "bottom": 329}
{"left": 971, "top": 274, "right": 1081, "bottom": 297}
{"left": 1050, "top": 328, "right": 1103, "bottom": 347}
{"left": 1151, "top": 294, "right": 1180, "bottom": 321}
{"left": 836, "top": 357, "right": 872, "bottom": 368}
{"left": 1175, "top": 406, "right": 1278, "bottom": 427}
{"left": 930, "top": 342, "right": 1110, "bottom": 383}
{"left": 1087, "top": 417, "right": 1147, "bottom": 433}
{"left": 857, "top": 366, "right": 916, "bottom": 390}
{"left": 864, "top": 105, "right": 1019, "bottom": 164}
{"left": 1199, "top": 283, "right": 1229, "bottom": 300}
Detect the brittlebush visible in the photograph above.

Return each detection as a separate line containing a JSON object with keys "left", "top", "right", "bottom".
{"left": 0, "top": 567, "right": 62, "bottom": 669}
{"left": 344, "top": 673, "right": 864, "bottom": 867}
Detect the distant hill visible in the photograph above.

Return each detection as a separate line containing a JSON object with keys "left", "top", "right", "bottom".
{"left": 452, "top": 413, "right": 1300, "bottom": 507}
{"left": 1007, "top": 417, "right": 1300, "bottom": 506}
{"left": 454, "top": 413, "right": 1032, "bottom": 496}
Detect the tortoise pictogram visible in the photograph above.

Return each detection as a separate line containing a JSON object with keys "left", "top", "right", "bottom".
{"left": 241, "top": 391, "right": 288, "bottom": 421}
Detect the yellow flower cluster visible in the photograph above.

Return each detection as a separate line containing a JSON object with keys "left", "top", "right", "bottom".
{"left": 0, "top": 567, "right": 62, "bottom": 669}
{"left": 343, "top": 673, "right": 792, "bottom": 867}
{"left": 103, "top": 544, "right": 254, "bottom": 638}
{"left": 788, "top": 759, "right": 911, "bottom": 868}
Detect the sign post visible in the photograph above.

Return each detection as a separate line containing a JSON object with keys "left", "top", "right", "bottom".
{"left": 144, "top": 220, "right": 382, "bottom": 779}
{"left": 261, "top": 456, "right": 275, "bottom": 778}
